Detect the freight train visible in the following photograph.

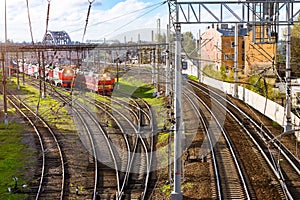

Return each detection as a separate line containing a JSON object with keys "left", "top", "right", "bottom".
{"left": 11, "top": 60, "right": 115, "bottom": 95}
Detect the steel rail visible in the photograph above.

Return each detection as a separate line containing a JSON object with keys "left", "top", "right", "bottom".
{"left": 184, "top": 87, "right": 251, "bottom": 199}
{"left": 7, "top": 94, "right": 65, "bottom": 200}
{"left": 90, "top": 95, "right": 152, "bottom": 199}
{"left": 188, "top": 80, "right": 294, "bottom": 199}
{"left": 182, "top": 92, "right": 221, "bottom": 199}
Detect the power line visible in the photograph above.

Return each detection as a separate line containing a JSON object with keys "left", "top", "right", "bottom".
{"left": 45, "top": 0, "right": 51, "bottom": 39}
{"left": 69, "top": 1, "right": 166, "bottom": 34}
{"left": 26, "top": 0, "right": 35, "bottom": 44}
{"left": 98, "top": 1, "right": 167, "bottom": 40}
{"left": 82, "top": 0, "right": 95, "bottom": 43}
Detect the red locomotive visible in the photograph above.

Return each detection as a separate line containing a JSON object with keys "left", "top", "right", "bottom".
{"left": 74, "top": 69, "right": 115, "bottom": 95}
{"left": 45, "top": 64, "right": 75, "bottom": 87}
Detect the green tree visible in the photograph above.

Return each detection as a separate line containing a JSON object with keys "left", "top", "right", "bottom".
{"left": 182, "top": 31, "right": 197, "bottom": 58}
{"left": 291, "top": 13, "right": 300, "bottom": 77}
{"left": 245, "top": 75, "right": 279, "bottom": 100}
{"left": 203, "top": 64, "right": 222, "bottom": 80}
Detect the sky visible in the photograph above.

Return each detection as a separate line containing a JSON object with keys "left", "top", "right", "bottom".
{"left": 0, "top": 0, "right": 296, "bottom": 43}
{"left": 0, "top": 0, "right": 178, "bottom": 43}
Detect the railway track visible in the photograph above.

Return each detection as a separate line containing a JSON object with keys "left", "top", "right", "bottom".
{"left": 17, "top": 75, "right": 102, "bottom": 199}
{"left": 9, "top": 65, "right": 157, "bottom": 198}
{"left": 17, "top": 78, "right": 118, "bottom": 199}
{"left": 54, "top": 90, "right": 123, "bottom": 199}
{"left": 6, "top": 91, "right": 65, "bottom": 199}
{"left": 184, "top": 86, "right": 252, "bottom": 199}
{"left": 188, "top": 80, "right": 300, "bottom": 199}
{"left": 79, "top": 92, "right": 156, "bottom": 199}
{"left": 22, "top": 76, "right": 152, "bottom": 199}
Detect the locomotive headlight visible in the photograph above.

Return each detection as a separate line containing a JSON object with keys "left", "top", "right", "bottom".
{"left": 66, "top": 70, "right": 70, "bottom": 74}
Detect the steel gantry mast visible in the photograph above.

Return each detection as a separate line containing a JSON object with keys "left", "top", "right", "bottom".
{"left": 168, "top": 0, "right": 300, "bottom": 199}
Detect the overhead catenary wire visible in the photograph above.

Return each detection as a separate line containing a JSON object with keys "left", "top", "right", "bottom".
{"left": 82, "top": 0, "right": 95, "bottom": 43}
{"left": 45, "top": 0, "right": 51, "bottom": 38}
{"left": 98, "top": 1, "right": 167, "bottom": 40}
{"left": 26, "top": 0, "right": 35, "bottom": 44}
{"left": 70, "top": 1, "right": 166, "bottom": 34}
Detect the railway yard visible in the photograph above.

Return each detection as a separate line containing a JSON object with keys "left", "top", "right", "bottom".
{"left": 2, "top": 1, "right": 300, "bottom": 199}
{"left": 1, "top": 67, "right": 300, "bottom": 199}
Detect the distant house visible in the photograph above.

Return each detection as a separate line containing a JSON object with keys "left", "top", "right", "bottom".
{"left": 200, "top": 24, "right": 247, "bottom": 75}
{"left": 244, "top": 26, "right": 277, "bottom": 78}
{"left": 200, "top": 23, "right": 276, "bottom": 78}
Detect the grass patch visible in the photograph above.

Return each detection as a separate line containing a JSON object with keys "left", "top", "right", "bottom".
{"left": 188, "top": 75, "right": 199, "bottom": 82}
{"left": 0, "top": 122, "right": 33, "bottom": 199}
{"left": 161, "top": 183, "right": 172, "bottom": 197}
{"left": 115, "top": 79, "right": 167, "bottom": 128}
{"left": 8, "top": 77, "right": 76, "bottom": 132}
{"left": 272, "top": 120, "right": 281, "bottom": 129}
{"left": 157, "top": 132, "right": 169, "bottom": 145}
{"left": 182, "top": 181, "right": 193, "bottom": 190}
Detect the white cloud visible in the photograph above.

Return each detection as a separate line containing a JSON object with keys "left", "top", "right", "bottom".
{"left": 1, "top": 1, "right": 300, "bottom": 43}
{"left": 0, "top": 0, "right": 169, "bottom": 43}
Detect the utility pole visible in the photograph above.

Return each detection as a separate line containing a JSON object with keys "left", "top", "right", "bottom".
{"left": 166, "top": 24, "right": 170, "bottom": 96}
{"left": 16, "top": 52, "right": 20, "bottom": 90}
{"left": 156, "top": 18, "right": 161, "bottom": 93}
{"left": 234, "top": 23, "right": 239, "bottom": 98}
{"left": 42, "top": 51, "right": 46, "bottom": 98}
{"left": 1, "top": 53, "right": 8, "bottom": 125}
{"left": 3, "top": 0, "right": 8, "bottom": 125}
{"left": 152, "top": 48, "right": 155, "bottom": 86}
{"left": 22, "top": 52, "right": 25, "bottom": 85}
{"left": 171, "top": 13, "right": 183, "bottom": 200}
{"left": 138, "top": 33, "right": 141, "bottom": 71}
{"left": 285, "top": 2, "right": 292, "bottom": 132}
{"left": 198, "top": 29, "right": 202, "bottom": 83}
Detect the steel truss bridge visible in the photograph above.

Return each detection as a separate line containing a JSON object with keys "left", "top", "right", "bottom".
{"left": 42, "top": 31, "right": 72, "bottom": 45}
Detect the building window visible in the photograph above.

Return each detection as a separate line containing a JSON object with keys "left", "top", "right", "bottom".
{"left": 231, "top": 42, "right": 235, "bottom": 48}
{"left": 241, "top": 66, "right": 245, "bottom": 74}
{"left": 225, "top": 54, "right": 230, "bottom": 60}
{"left": 225, "top": 66, "right": 229, "bottom": 73}
{"left": 242, "top": 54, "right": 245, "bottom": 61}
{"left": 232, "top": 54, "right": 235, "bottom": 60}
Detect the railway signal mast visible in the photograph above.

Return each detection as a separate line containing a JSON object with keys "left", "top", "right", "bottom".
{"left": 168, "top": 0, "right": 300, "bottom": 199}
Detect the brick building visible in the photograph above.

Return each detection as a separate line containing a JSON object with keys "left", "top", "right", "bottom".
{"left": 200, "top": 23, "right": 276, "bottom": 78}
{"left": 200, "top": 24, "right": 247, "bottom": 75}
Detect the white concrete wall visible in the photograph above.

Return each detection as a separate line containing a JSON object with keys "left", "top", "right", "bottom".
{"left": 182, "top": 60, "right": 198, "bottom": 77}
{"left": 202, "top": 76, "right": 300, "bottom": 140}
